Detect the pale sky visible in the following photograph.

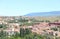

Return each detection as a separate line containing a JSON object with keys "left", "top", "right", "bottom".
{"left": 0, "top": 0, "right": 60, "bottom": 16}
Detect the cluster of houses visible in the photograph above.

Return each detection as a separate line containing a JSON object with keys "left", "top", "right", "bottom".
{"left": 0, "top": 17, "right": 20, "bottom": 36}
{"left": 0, "top": 16, "right": 60, "bottom": 37}
{"left": 22, "top": 22, "right": 60, "bottom": 37}
{"left": 30, "top": 22, "right": 60, "bottom": 37}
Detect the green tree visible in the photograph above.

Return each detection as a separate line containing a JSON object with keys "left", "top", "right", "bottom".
{"left": 51, "top": 27, "right": 58, "bottom": 31}
{"left": 0, "top": 24, "right": 7, "bottom": 29}
{"left": 0, "top": 24, "right": 3, "bottom": 28}
{"left": 0, "top": 30, "right": 8, "bottom": 39}
{"left": 20, "top": 28, "right": 31, "bottom": 37}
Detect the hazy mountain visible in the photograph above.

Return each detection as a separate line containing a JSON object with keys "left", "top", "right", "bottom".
{"left": 25, "top": 11, "right": 60, "bottom": 16}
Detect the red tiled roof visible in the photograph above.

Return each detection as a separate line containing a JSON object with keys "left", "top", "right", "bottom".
{"left": 49, "top": 23, "right": 60, "bottom": 26}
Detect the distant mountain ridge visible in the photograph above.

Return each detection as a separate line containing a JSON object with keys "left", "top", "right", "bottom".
{"left": 25, "top": 11, "right": 60, "bottom": 16}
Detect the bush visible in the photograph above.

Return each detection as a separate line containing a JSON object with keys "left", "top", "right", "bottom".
{"left": 51, "top": 27, "right": 58, "bottom": 31}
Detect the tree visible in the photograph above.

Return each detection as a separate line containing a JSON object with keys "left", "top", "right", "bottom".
{"left": 0, "top": 24, "right": 7, "bottom": 29}
{"left": 25, "top": 28, "right": 31, "bottom": 34}
{"left": 20, "top": 28, "right": 25, "bottom": 37}
{"left": 0, "top": 24, "right": 3, "bottom": 28}
{"left": 20, "top": 28, "right": 31, "bottom": 37}
{"left": 51, "top": 27, "right": 58, "bottom": 31}
{"left": 0, "top": 30, "right": 8, "bottom": 39}
{"left": 45, "top": 20, "right": 50, "bottom": 23}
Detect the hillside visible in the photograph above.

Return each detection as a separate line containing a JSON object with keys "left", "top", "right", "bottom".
{"left": 25, "top": 11, "right": 60, "bottom": 16}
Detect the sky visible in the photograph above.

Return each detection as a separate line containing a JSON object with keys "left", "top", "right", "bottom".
{"left": 0, "top": 0, "right": 60, "bottom": 16}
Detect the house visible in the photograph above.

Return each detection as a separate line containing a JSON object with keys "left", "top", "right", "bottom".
{"left": 49, "top": 23, "right": 60, "bottom": 26}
